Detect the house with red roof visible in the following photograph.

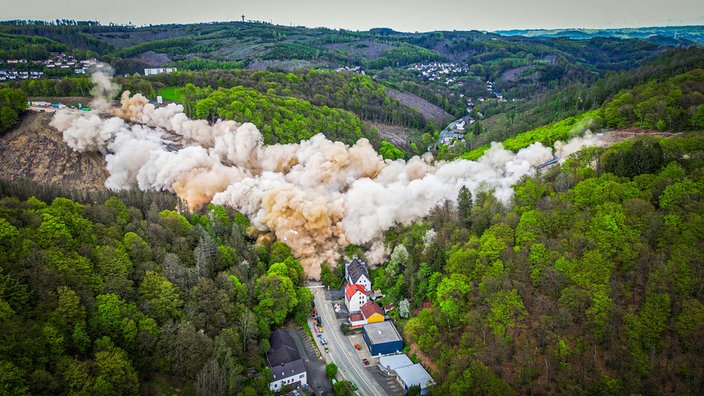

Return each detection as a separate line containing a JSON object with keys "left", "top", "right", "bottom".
{"left": 345, "top": 283, "right": 368, "bottom": 312}
{"left": 349, "top": 312, "right": 366, "bottom": 328}
{"left": 361, "top": 301, "right": 384, "bottom": 324}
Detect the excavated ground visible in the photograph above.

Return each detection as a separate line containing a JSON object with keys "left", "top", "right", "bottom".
{"left": 0, "top": 111, "right": 109, "bottom": 190}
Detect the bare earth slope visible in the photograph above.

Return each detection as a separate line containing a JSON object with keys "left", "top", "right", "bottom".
{"left": 386, "top": 88, "right": 453, "bottom": 127}
{"left": 0, "top": 111, "right": 109, "bottom": 189}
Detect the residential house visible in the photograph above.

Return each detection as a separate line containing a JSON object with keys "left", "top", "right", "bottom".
{"left": 345, "top": 283, "right": 367, "bottom": 313}
{"left": 345, "top": 257, "right": 371, "bottom": 292}
{"left": 266, "top": 329, "right": 307, "bottom": 392}
{"left": 360, "top": 301, "right": 384, "bottom": 324}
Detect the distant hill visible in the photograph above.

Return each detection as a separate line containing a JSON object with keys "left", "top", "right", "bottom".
{"left": 495, "top": 25, "right": 704, "bottom": 46}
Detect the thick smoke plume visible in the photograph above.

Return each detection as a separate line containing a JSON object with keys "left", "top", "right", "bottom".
{"left": 51, "top": 79, "right": 606, "bottom": 278}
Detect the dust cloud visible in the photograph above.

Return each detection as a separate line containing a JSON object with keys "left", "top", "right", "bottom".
{"left": 50, "top": 73, "right": 605, "bottom": 278}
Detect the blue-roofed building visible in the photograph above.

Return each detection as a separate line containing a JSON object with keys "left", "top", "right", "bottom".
{"left": 362, "top": 321, "right": 403, "bottom": 356}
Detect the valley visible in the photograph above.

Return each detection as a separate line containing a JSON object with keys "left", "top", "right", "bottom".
{"left": 0, "top": 17, "right": 703, "bottom": 396}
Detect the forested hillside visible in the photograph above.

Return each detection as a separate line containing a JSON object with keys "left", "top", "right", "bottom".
{"left": 3, "top": 20, "right": 703, "bottom": 152}
{"left": 2, "top": 19, "right": 704, "bottom": 396}
{"left": 0, "top": 181, "right": 311, "bottom": 395}
{"left": 366, "top": 134, "right": 704, "bottom": 394}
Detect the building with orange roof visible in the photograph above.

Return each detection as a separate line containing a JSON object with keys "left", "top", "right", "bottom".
{"left": 345, "top": 282, "right": 367, "bottom": 312}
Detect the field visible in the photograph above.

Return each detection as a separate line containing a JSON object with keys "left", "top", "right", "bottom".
{"left": 158, "top": 87, "right": 185, "bottom": 103}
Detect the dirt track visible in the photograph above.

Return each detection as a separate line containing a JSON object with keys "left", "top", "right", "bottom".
{"left": 0, "top": 111, "right": 109, "bottom": 189}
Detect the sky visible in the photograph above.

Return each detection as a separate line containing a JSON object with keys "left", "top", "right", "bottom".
{"left": 6, "top": 0, "right": 704, "bottom": 32}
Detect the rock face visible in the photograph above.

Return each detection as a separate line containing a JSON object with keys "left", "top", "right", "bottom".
{"left": 0, "top": 111, "right": 108, "bottom": 190}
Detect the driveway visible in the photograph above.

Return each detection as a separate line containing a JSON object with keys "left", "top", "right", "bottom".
{"left": 287, "top": 328, "right": 333, "bottom": 396}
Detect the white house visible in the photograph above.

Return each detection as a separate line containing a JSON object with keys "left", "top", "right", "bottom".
{"left": 345, "top": 283, "right": 367, "bottom": 313}
{"left": 345, "top": 257, "right": 372, "bottom": 292}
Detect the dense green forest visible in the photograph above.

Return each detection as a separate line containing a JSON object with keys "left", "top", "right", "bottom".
{"left": 363, "top": 134, "right": 704, "bottom": 394}
{"left": 146, "top": 69, "right": 429, "bottom": 129}
{"left": 191, "top": 85, "right": 373, "bottom": 145}
{"left": 0, "top": 181, "right": 312, "bottom": 395}
{"left": 0, "top": 88, "right": 27, "bottom": 132}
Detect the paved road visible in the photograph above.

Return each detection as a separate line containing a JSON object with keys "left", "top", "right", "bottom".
{"left": 311, "top": 286, "right": 389, "bottom": 396}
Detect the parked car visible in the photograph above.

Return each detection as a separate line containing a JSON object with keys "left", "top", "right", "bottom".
{"left": 354, "top": 343, "right": 361, "bottom": 350}
{"left": 362, "top": 358, "right": 369, "bottom": 365}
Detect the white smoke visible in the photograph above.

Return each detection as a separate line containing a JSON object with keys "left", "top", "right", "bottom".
{"left": 51, "top": 80, "right": 607, "bottom": 278}
{"left": 555, "top": 130, "right": 604, "bottom": 158}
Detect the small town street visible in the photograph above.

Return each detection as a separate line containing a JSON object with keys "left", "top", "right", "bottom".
{"left": 309, "top": 284, "right": 390, "bottom": 396}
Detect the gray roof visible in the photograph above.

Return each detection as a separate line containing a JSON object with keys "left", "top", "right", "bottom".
{"left": 363, "top": 321, "right": 402, "bottom": 345}
{"left": 396, "top": 364, "right": 435, "bottom": 389}
{"left": 267, "top": 329, "right": 300, "bottom": 367}
{"left": 346, "top": 257, "right": 369, "bottom": 284}
{"left": 271, "top": 359, "right": 306, "bottom": 380}
{"left": 379, "top": 354, "right": 414, "bottom": 371}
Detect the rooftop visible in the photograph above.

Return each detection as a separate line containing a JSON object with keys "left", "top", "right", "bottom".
{"left": 346, "top": 257, "right": 369, "bottom": 284}
{"left": 267, "top": 329, "right": 300, "bottom": 367}
{"left": 379, "top": 354, "right": 413, "bottom": 371}
{"left": 271, "top": 359, "right": 306, "bottom": 380}
{"left": 349, "top": 313, "right": 364, "bottom": 322}
{"left": 345, "top": 283, "right": 366, "bottom": 301}
{"left": 396, "top": 364, "right": 435, "bottom": 389}
{"left": 360, "top": 301, "right": 384, "bottom": 319}
{"left": 363, "top": 321, "right": 402, "bottom": 345}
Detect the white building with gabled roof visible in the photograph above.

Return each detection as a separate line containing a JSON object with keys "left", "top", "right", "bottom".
{"left": 345, "top": 257, "right": 371, "bottom": 292}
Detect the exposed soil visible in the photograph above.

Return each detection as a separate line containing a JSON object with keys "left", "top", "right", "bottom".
{"left": 323, "top": 41, "right": 396, "bottom": 59}
{"left": 500, "top": 65, "right": 541, "bottom": 83}
{"left": 136, "top": 51, "right": 172, "bottom": 67}
{"left": 599, "top": 128, "right": 681, "bottom": 145}
{"left": 367, "top": 122, "right": 417, "bottom": 151}
{"left": 0, "top": 111, "right": 109, "bottom": 189}
{"left": 385, "top": 88, "right": 453, "bottom": 127}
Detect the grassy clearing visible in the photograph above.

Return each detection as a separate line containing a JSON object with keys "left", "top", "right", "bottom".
{"left": 158, "top": 87, "right": 185, "bottom": 103}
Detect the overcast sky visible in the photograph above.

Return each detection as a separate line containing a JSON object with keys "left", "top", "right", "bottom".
{"left": 6, "top": 0, "right": 704, "bottom": 32}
